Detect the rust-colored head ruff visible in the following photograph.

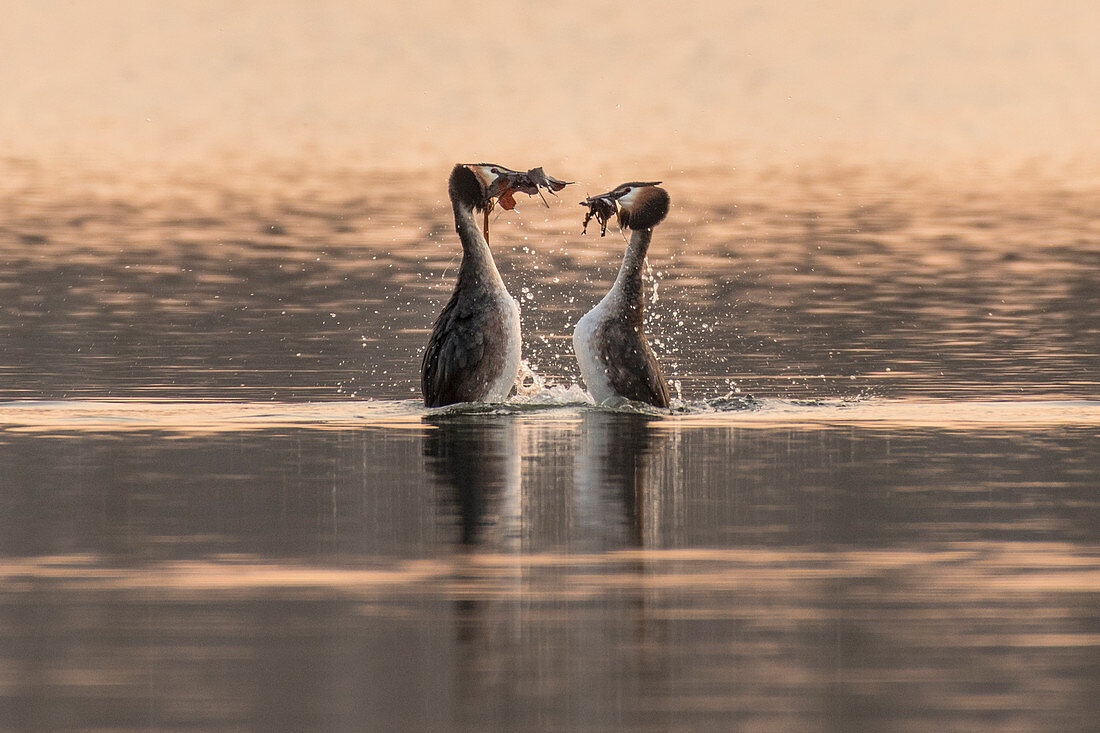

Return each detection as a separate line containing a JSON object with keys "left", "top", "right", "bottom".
{"left": 617, "top": 185, "right": 670, "bottom": 230}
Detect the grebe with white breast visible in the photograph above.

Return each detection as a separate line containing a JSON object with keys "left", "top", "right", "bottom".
{"left": 574, "top": 182, "right": 671, "bottom": 408}
{"left": 421, "top": 164, "right": 570, "bottom": 407}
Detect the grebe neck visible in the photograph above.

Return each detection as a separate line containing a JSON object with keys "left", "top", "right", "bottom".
{"left": 453, "top": 201, "right": 505, "bottom": 291}
{"left": 608, "top": 227, "right": 653, "bottom": 326}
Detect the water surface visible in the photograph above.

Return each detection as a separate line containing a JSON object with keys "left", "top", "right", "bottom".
{"left": 1, "top": 166, "right": 1098, "bottom": 731}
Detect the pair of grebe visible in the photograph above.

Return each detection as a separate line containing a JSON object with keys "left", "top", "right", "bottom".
{"left": 421, "top": 163, "right": 671, "bottom": 409}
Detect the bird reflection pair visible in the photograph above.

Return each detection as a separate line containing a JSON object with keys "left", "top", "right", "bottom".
{"left": 421, "top": 163, "right": 671, "bottom": 409}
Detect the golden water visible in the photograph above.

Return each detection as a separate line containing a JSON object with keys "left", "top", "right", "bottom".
{"left": 2, "top": 2, "right": 1100, "bottom": 730}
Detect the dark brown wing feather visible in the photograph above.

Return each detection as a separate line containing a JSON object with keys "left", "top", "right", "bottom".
{"left": 595, "top": 319, "right": 670, "bottom": 408}
{"left": 421, "top": 290, "right": 508, "bottom": 407}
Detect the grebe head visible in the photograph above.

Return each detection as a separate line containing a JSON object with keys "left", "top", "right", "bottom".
{"left": 614, "top": 184, "right": 669, "bottom": 230}
{"left": 580, "top": 182, "right": 668, "bottom": 234}
{"left": 451, "top": 163, "right": 572, "bottom": 213}
{"left": 449, "top": 164, "right": 497, "bottom": 213}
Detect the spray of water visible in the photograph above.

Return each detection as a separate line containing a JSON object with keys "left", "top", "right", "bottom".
{"left": 513, "top": 359, "right": 592, "bottom": 404}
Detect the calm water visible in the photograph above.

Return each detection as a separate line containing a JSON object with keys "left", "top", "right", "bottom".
{"left": 1, "top": 164, "right": 1098, "bottom": 731}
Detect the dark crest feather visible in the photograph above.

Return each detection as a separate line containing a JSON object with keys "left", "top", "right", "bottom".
{"left": 449, "top": 164, "right": 488, "bottom": 211}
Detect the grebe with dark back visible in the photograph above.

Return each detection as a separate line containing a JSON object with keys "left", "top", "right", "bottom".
{"left": 421, "top": 164, "right": 570, "bottom": 407}
{"left": 574, "top": 182, "right": 672, "bottom": 408}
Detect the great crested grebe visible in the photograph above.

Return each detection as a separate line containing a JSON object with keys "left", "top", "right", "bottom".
{"left": 421, "top": 163, "right": 570, "bottom": 407}
{"left": 574, "top": 182, "right": 671, "bottom": 408}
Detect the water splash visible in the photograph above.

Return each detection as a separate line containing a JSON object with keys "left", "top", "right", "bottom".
{"left": 513, "top": 359, "right": 544, "bottom": 397}
{"left": 513, "top": 359, "right": 592, "bottom": 405}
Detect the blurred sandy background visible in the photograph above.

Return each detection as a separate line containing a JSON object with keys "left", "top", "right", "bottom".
{"left": 3, "top": 0, "right": 1100, "bottom": 178}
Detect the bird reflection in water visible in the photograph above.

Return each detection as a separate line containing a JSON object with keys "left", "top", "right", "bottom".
{"left": 573, "top": 409, "right": 674, "bottom": 722}
{"left": 423, "top": 410, "right": 674, "bottom": 722}
{"left": 423, "top": 410, "right": 669, "bottom": 551}
{"left": 422, "top": 412, "right": 524, "bottom": 705}
{"left": 422, "top": 414, "right": 521, "bottom": 549}
{"left": 574, "top": 410, "right": 663, "bottom": 550}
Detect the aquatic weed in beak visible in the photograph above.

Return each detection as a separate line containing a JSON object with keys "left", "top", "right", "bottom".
{"left": 580, "top": 195, "right": 618, "bottom": 237}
